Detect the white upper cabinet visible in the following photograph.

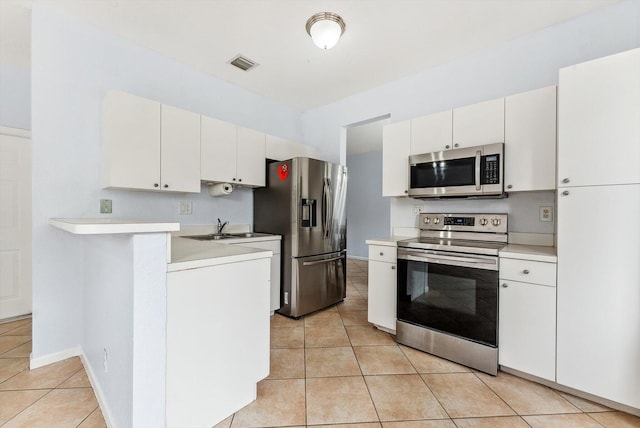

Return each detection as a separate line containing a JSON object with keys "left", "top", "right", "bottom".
{"left": 161, "top": 105, "right": 201, "bottom": 193}
{"left": 453, "top": 98, "right": 505, "bottom": 148}
{"left": 558, "top": 48, "right": 640, "bottom": 187}
{"left": 102, "top": 91, "right": 200, "bottom": 193}
{"left": 200, "top": 116, "right": 237, "bottom": 184}
{"left": 201, "top": 117, "right": 266, "bottom": 187}
{"left": 504, "top": 86, "right": 557, "bottom": 192}
{"left": 382, "top": 120, "right": 410, "bottom": 197}
{"left": 410, "top": 110, "right": 453, "bottom": 154}
{"left": 236, "top": 127, "right": 265, "bottom": 187}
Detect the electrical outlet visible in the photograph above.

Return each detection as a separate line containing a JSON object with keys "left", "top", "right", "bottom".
{"left": 539, "top": 206, "right": 553, "bottom": 222}
{"left": 179, "top": 201, "right": 193, "bottom": 215}
{"left": 100, "top": 199, "right": 112, "bottom": 214}
{"left": 413, "top": 205, "right": 424, "bottom": 215}
{"left": 103, "top": 348, "right": 108, "bottom": 373}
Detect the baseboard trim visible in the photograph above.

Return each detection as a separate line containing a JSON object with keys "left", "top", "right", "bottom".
{"left": 30, "top": 347, "right": 115, "bottom": 427}
{"left": 30, "top": 346, "right": 82, "bottom": 370}
{"left": 79, "top": 353, "right": 116, "bottom": 428}
{"left": 347, "top": 255, "right": 367, "bottom": 261}
{"left": 0, "top": 126, "right": 31, "bottom": 138}
{"left": 501, "top": 366, "right": 640, "bottom": 417}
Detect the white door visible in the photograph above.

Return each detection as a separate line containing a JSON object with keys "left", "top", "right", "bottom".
{"left": 0, "top": 128, "right": 32, "bottom": 320}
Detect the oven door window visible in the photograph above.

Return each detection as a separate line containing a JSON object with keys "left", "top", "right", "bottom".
{"left": 410, "top": 157, "right": 476, "bottom": 188}
{"left": 397, "top": 259, "right": 498, "bottom": 347}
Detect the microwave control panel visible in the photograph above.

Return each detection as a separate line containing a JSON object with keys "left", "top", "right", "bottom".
{"left": 481, "top": 155, "right": 500, "bottom": 184}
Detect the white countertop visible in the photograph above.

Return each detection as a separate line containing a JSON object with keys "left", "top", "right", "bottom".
{"left": 168, "top": 236, "right": 273, "bottom": 272}
{"left": 49, "top": 218, "right": 180, "bottom": 234}
{"left": 366, "top": 236, "right": 414, "bottom": 246}
{"left": 499, "top": 244, "right": 557, "bottom": 263}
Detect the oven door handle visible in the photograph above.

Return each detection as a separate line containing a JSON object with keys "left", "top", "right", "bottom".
{"left": 398, "top": 251, "right": 497, "bottom": 266}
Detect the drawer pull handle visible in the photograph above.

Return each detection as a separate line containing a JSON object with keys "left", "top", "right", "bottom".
{"left": 523, "top": 269, "right": 530, "bottom": 274}
{"left": 379, "top": 252, "right": 384, "bottom": 256}
{"left": 502, "top": 283, "right": 508, "bottom": 288}
{"left": 391, "top": 266, "right": 396, "bottom": 270}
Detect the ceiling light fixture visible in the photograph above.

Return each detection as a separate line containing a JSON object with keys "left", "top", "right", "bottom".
{"left": 305, "top": 12, "right": 346, "bottom": 50}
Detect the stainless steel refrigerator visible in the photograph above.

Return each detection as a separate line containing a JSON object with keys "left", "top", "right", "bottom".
{"left": 254, "top": 157, "right": 347, "bottom": 318}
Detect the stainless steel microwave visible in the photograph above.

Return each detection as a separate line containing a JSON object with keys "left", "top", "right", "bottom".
{"left": 408, "top": 143, "right": 504, "bottom": 198}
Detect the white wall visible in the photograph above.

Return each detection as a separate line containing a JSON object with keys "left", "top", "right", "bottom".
{"left": 0, "top": 65, "right": 30, "bottom": 130}
{"left": 30, "top": 5, "right": 303, "bottom": 364}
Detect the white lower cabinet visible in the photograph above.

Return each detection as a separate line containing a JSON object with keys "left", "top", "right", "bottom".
{"left": 499, "top": 257, "right": 556, "bottom": 381}
{"left": 166, "top": 257, "right": 270, "bottom": 427}
{"left": 367, "top": 244, "right": 397, "bottom": 334}
{"left": 232, "top": 238, "right": 281, "bottom": 314}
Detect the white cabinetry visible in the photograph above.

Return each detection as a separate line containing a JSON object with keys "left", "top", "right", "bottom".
{"left": 232, "top": 238, "right": 281, "bottom": 314}
{"left": 556, "top": 49, "right": 640, "bottom": 410}
{"left": 102, "top": 91, "right": 201, "bottom": 192}
{"left": 499, "top": 257, "right": 556, "bottom": 381}
{"left": 382, "top": 121, "right": 410, "bottom": 197}
{"left": 504, "top": 86, "right": 557, "bottom": 192}
{"left": 367, "top": 244, "right": 397, "bottom": 334}
{"left": 558, "top": 48, "right": 640, "bottom": 187}
{"left": 201, "top": 116, "right": 266, "bottom": 187}
{"left": 453, "top": 98, "right": 505, "bottom": 148}
{"left": 166, "top": 257, "right": 270, "bottom": 427}
{"left": 410, "top": 110, "right": 453, "bottom": 154}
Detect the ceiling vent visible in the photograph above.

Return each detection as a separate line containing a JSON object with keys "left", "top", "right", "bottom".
{"left": 229, "top": 55, "right": 258, "bottom": 72}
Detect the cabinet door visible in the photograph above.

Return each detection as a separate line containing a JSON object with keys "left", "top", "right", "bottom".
{"left": 236, "top": 127, "right": 266, "bottom": 187}
{"left": 558, "top": 48, "right": 640, "bottom": 187}
{"left": 382, "top": 121, "right": 410, "bottom": 197}
{"left": 160, "top": 105, "right": 201, "bottom": 193}
{"left": 102, "top": 91, "right": 161, "bottom": 190}
{"left": 504, "top": 86, "right": 557, "bottom": 192}
{"left": 499, "top": 280, "right": 556, "bottom": 381}
{"left": 367, "top": 260, "right": 397, "bottom": 333}
{"left": 557, "top": 184, "right": 640, "bottom": 408}
{"left": 453, "top": 98, "right": 505, "bottom": 148}
{"left": 201, "top": 116, "right": 237, "bottom": 183}
{"left": 410, "top": 110, "right": 453, "bottom": 154}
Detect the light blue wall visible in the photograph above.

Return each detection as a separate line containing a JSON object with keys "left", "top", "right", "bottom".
{"left": 29, "top": 4, "right": 303, "bottom": 410}
{"left": 346, "top": 151, "right": 389, "bottom": 259}
{"left": 0, "top": 64, "right": 30, "bottom": 130}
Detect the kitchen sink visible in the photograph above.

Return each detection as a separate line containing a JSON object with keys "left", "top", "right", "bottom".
{"left": 183, "top": 232, "right": 271, "bottom": 241}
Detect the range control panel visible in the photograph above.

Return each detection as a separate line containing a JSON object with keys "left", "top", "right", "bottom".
{"left": 420, "top": 213, "right": 507, "bottom": 234}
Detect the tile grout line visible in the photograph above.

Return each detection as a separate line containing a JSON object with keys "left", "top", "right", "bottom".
{"left": 1, "top": 387, "right": 56, "bottom": 426}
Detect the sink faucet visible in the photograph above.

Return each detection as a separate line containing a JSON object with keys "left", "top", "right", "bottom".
{"left": 216, "top": 218, "right": 229, "bottom": 235}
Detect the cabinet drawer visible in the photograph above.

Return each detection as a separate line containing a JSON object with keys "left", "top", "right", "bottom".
{"left": 500, "top": 258, "right": 556, "bottom": 286}
{"left": 368, "top": 245, "right": 397, "bottom": 263}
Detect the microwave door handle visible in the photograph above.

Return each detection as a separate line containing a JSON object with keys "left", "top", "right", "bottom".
{"left": 475, "top": 150, "right": 482, "bottom": 191}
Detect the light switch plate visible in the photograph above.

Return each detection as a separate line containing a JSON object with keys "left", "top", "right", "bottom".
{"left": 539, "top": 206, "right": 553, "bottom": 222}
{"left": 100, "top": 199, "right": 112, "bottom": 214}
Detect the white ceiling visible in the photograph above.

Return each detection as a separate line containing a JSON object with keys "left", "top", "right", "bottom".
{"left": 0, "top": 0, "right": 617, "bottom": 112}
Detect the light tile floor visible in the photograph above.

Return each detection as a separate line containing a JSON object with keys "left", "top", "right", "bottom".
{"left": 1, "top": 259, "right": 639, "bottom": 427}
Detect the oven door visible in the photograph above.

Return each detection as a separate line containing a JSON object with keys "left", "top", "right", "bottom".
{"left": 397, "top": 248, "right": 499, "bottom": 347}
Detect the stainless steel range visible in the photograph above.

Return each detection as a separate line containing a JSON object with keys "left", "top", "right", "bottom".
{"left": 396, "top": 213, "right": 507, "bottom": 375}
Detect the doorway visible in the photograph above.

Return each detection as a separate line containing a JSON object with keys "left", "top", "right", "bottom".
{"left": 345, "top": 117, "right": 391, "bottom": 259}
{"left": 0, "top": 126, "right": 32, "bottom": 320}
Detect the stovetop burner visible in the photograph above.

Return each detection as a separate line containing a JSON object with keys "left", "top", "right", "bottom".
{"left": 398, "top": 213, "right": 508, "bottom": 256}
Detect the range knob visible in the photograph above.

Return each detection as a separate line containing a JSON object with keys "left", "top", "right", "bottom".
{"left": 433, "top": 218, "right": 441, "bottom": 225}
{"left": 480, "top": 218, "right": 489, "bottom": 226}
{"left": 423, "top": 217, "right": 430, "bottom": 224}
{"left": 492, "top": 218, "right": 501, "bottom": 226}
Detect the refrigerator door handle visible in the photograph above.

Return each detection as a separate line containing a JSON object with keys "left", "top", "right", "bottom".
{"left": 322, "top": 178, "right": 331, "bottom": 238}
{"left": 302, "top": 255, "right": 343, "bottom": 266}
